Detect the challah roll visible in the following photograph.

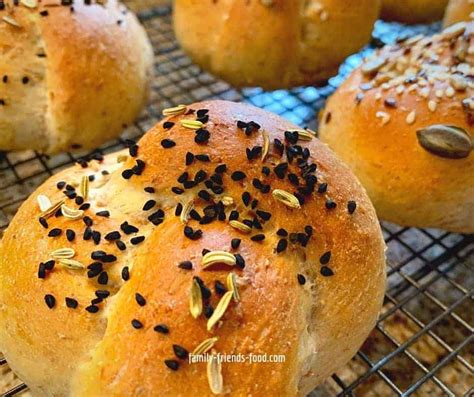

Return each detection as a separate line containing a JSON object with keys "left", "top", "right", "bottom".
{"left": 0, "top": 100, "right": 386, "bottom": 396}
{"left": 319, "top": 23, "right": 474, "bottom": 233}
{"left": 0, "top": 0, "right": 153, "bottom": 154}
{"left": 173, "top": 0, "right": 381, "bottom": 89}
{"left": 443, "top": 0, "right": 474, "bottom": 27}
{"left": 380, "top": 0, "right": 449, "bottom": 24}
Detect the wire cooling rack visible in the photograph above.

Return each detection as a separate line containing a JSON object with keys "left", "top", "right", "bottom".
{"left": 0, "top": 6, "right": 473, "bottom": 397}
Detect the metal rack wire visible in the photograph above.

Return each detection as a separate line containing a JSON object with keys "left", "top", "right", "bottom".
{"left": 0, "top": 6, "right": 473, "bottom": 397}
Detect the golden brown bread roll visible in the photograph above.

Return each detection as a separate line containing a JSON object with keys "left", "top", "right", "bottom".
{"left": 443, "top": 0, "right": 474, "bottom": 26}
{"left": 173, "top": 0, "right": 381, "bottom": 89}
{"left": 381, "top": 0, "right": 449, "bottom": 24}
{"left": 0, "top": 100, "right": 386, "bottom": 396}
{"left": 319, "top": 23, "right": 474, "bottom": 233}
{"left": 123, "top": 0, "right": 170, "bottom": 13}
{"left": 0, "top": 0, "right": 153, "bottom": 154}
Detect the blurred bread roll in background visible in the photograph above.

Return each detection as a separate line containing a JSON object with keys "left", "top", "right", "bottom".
{"left": 0, "top": 0, "right": 153, "bottom": 154}
{"left": 319, "top": 22, "right": 474, "bottom": 233}
{"left": 173, "top": 0, "right": 381, "bottom": 89}
{"left": 123, "top": 0, "right": 170, "bottom": 13}
{"left": 443, "top": 0, "right": 474, "bottom": 26}
{"left": 381, "top": 0, "right": 448, "bottom": 23}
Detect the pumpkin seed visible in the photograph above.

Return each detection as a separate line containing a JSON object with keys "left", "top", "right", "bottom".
{"left": 221, "top": 196, "right": 234, "bottom": 206}
{"left": 61, "top": 204, "right": 84, "bottom": 220}
{"left": 59, "top": 259, "right": 84, "bottom": 270}
{"left": 272, "top": 189, "right": 301, "bottom": 209}
{"left": 261, "top": 130, "right": 270, "bottom": 161}
{"left": 180, "top": 119, "right": 204, "bottom": 130}
{"left": 229, "top": 220, "right": 251, "bottom": 234}
{"left": 3, "top": 16, "right": 21, "bottom": 28}
{"left": 80, "top": 176, "right": 89, "bottom": 200}
{"left": 40, "top": 199, "right": 65, "bottom": 218}
{"left": 51, "top": 248, "right": 75, "bottom": 259}
{"left": 416, "top": 124, "right": 472, "bottom": 159}
{"left": 20, "top": 0, "right": 37, "bottom": 8}
{"left": 207, "top": 291, "right": 233, "bottom": 331}
{"left": 180, "top": 199, "right": 194, "bottom": 224}
{"left": 226, "top": 273, "right": 240, "bottom": 302}
{"left": 287, "top": 129, "right": 315, "bottom": 141}
{"left": 162, "top": 104, "right": 187, "bottom": 116}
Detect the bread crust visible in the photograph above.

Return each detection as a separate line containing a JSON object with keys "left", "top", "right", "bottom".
{"left": 0, "top": 100, "right": 385, "bottom": 396}
{"left": 173, "top": 0, "right": 380, "bottom": 89}
{"left": 0, "top": 0, "right": 153, "bottom": 153}
{"left": 319, "top": 24, "right": 474, "bottom": 233}
{"left": 443, "top": 0, "right": 474, "bottom": 27}
{"left": 381, "top": 0, "right": 449, "bottom": 24}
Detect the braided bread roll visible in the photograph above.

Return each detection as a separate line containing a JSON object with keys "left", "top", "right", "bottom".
{"left": 319, "top": 23, "right": 474, "bottom": 233}
{"left": 0, "top": 101, "right": 386, "bottom": 396}
{"left": 0, "top": 0, "right": 153, "bottom": 153}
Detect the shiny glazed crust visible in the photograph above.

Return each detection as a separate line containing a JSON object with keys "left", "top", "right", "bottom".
{"left": 0, "top": 100, "right": 386, "bottom": 396}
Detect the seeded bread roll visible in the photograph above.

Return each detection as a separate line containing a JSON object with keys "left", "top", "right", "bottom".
{"left": 173, "top": 0, "right": 381, "bottom": 89}
{"left": 444, "top": 0, "right": 474, "bottom": 27}
{"left": 0, "top": 0, "right": 153, "bottom": 154}
{"left": 319, "top": 23, "right": 474, "bottom": 233}
{"left": 0, "top": 100, "right": 386, "bottom": 396}
{"left": 381, "top": 0, "right": 449, "bottom": 23}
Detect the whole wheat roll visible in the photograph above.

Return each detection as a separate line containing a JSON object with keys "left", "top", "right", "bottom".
{"left": 173, "top": 0, "right": 381, "bottom": 90}
{"left": 0, "top": 0, "right": 153, "bottom": 154}
{"left": 380, "top": 0, "right": 449, "bottom": 24}
{"left": 319, "top": 23, "right": 474, "bottom": 233}
{"left": 443, "top": 0, "right": 474, "bottom": 27}
{"left": 0, "top": 100, "right": 386, "bottom": 396}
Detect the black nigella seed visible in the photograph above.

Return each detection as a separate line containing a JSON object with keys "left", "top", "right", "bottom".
{"left": 122, "top": 266, "right": 130, "bottom": 281}
{"left": 348, "top": 200, "right": 357, "bottom": 214}
{"left": 215, "top": 280, "right": 227, "bottom": 296}
{"left": 194, "top": 129, "right": 210, "bottom": 143}
{"left": 305, "top": 225, "right": 313, "bottom": 237}
{"left": 237, "top": 120, "right": 247, "bottom": 129}
{"left": 165, "top": 359, "right": 179, "bottom": 371}
{"left": 172, "top": 187, "right": 184, "bottom": 195}
{"left": 116, "top": 240, "right": 126, "bottom": 251}
{"left": 178, "top": 172, "right": 189, "bottom": 183}
{"left": 105, "top": 231, "right": 121, "bottom": 241}
{"left": 196, "top": 108, "right": 209, "bottom": 118}
{"left": 242, "top": 192, "right": 251, "bottom": 206}
{"left": 129, "top": 144, "right": 138, "bottom": 157}
{"left": 276, "top": 228, "right": 288, "bottom": 237}
{"left": 144, "top": 186, "right": 155, "bottom": 193}
{"left": 48, "top": 228, "right": 62, "bottom": 237}
{"left": 163, "top": 121, "right": 175, "bottom": 129}
{"left": 121, "top": 222, "right": 139, "bottom": 234}
{"left": 231, "top": 171, "right": 246, "bottom": 181}
{"left": 231, "top": 238, "right": 241, "bottom": 249}
{"left": 318, "top": 183, "right": 328, "bottom": 194}
{"left": 91, "top": 297, "right": 103, "bottom": 305}
{"left": 195, "top": 154, "right": 210, "bottom": 162}
{"left": 320, "top": 266, "right": 334, "bottom": 277}
{"left": 262, "top": 166, "right": 270, "bottom": 176}
{"left": 65, "top": 297, "right": 78, "bottom": 309}
{"left": 161, "top": 139, "right": 176, "bottom": 149}
{"left": 83, "top": 227, "right": 92, "bottom": 241}
{"left": 154, "top": 324, "right": 169, "bottom": 334}
{"left": 131, "top": 319, "right": 143, "bottom": 329}
{"left": 122, "top": 169, "right": 133, "bottom": 179}
{"left": 274, "top": 163, "right": 288, "bottom": 179}
{"left": 235, "top": 253, "right": 245, "bottom": 269}
{"left": 297, "top": 274, "right": 306, "bottom": 285}
{"left": 83, "top": 216, "right": 93, "bottom": 226}
{"left": 75, "top": 196, "right": 84, "bottom": 205}
{"left": 320, "top": 251, "right": 331, "bottom": 265}
{"left": 325, "top": 200, "right": 337, "bottom": 210}
{"left": 131, "top": 236, "right": 145, "bottom": 245}
{"left": 44, "top": 260, "right": 55, "bottom": 271}
{"left": 45, "top": 294, "right": 56, "bottom": 309}
{"left": 98, "top": 272, "right": 109, "bottom": 285}
{"left": 215, "top": 164, "right": 227, "bottom": 174}
{"left": 66, "top": 229, "right": 76, "bottom": 242}
{"left": 251, "top": 234, "right": 265, "bottom": 242}
{"left": 173, "top": 344, "right": 189, "bottom": 359}
{"left": 143, "top": 200, "right": 156, "bottom": 211}
{"left": 135, "top": 293, "right": 146, "bottom": 306}
{"left": 276, "top": 239, "right": 288, "bottom": 253}
{"left": 86, "top": 305, "right": 99, "bottom": 313}
{"left": 288, "top": 173, "right": 299, "bottom": 186}
{"left": 57, "top": 181, "right": 66, "bottom": 189}
{"left": 194, "top": 169, "right": 207, "bottom": 183}
{"left": 79, "top": 203, "right": 90, "bottom": 211}
{"left": 38, "top": 263, "right": 46, "bottom": 279}
{"left": 204, "top": 304, "right": 214, "bottom": 319}
{"left": 22, "top": 76, "right": 29, "bottom": 84}
{"left": 175, "top": 203, "right": 183, "bottom": 216}
{"left": 95, "top": 290, "right": 110, "bottom": 299}
{"left": 178, "top": 261, "right": 193, "bottom": 270}
{"left": 39, "top": 217, "right": 48, "bottom": 229}
{"left": 256, "top": 210, "right": 271, "bottom": 221}
{"left": 185, "top": 152, "right": 194, "bottom": 165}
{"left": 229, "top": 210, "right": 239, "bottom": 221}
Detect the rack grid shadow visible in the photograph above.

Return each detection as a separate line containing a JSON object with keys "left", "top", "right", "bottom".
{"left": 0, "top": 6, "right": 472, "bottom": 397}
